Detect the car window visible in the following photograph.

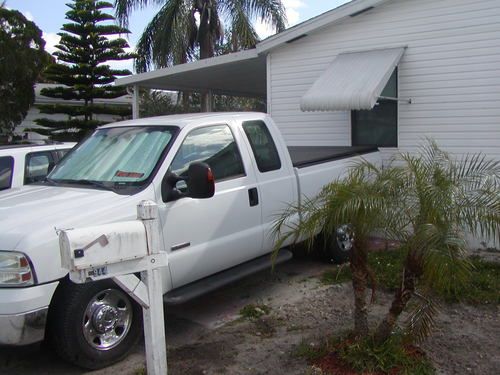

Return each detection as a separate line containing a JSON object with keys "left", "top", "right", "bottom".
{"left": 0, "top": 156, "right": 14, "bottom": 190}
{"left": 25, "top": 152, "right": 54, "bottom": 184}
{"left": 170, "top": 124, "right": 245, "bottom": 181}
{"left": 242, "top": 120, "right": 282, "bottom": 172}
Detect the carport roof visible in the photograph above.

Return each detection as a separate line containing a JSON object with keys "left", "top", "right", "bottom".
{"left": 115, "top": 49, "right": 267, "bottom": 97}
{"left": 114, "top": 0, "right": 392, "bottom": 97}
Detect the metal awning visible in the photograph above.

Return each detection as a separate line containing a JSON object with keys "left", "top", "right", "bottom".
{"left": 300, "top": 47, "right": 406, "bottom": 112}
{"left": 115, "top": 49, "right": 267, "bottom": 98}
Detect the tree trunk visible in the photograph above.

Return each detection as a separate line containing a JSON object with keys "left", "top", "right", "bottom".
{"left": 198, "top": 15, "right": 214, "bottom": 112}
{"left": 374, "top": 265, "right": 416, "bottom": 344}
{"left": 350, "top": 241, "right": 369, "bottom": 337}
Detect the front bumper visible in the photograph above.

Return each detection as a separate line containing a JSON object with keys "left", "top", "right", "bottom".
{"left": 0, "top": 307, "right": 48, "bottom": 345}
{"left": 0, "top": 281, "right": 59, "bottom": 345}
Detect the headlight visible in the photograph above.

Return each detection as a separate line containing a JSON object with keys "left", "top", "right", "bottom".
{"left": 0, "top": 251, "right": 35, "bottom": 287}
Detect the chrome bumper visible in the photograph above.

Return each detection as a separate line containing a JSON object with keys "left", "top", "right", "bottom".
{"left": 0, "top": 307, "right": 48, "bottom": 346}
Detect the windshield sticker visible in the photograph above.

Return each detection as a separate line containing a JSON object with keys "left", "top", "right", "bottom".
{"left": 115, "top": 170, "right": 145, "bottom": 178}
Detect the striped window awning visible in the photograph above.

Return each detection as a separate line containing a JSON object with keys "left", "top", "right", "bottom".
{"left": 300, "top": 47, "right": 406, "bottom": 112}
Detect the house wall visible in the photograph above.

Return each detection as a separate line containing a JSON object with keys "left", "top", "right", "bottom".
{"left": 268, "top": 0, "right": 500, "bottom": 161}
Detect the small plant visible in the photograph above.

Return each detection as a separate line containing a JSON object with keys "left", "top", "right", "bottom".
{"left": 294, "top": 339, "right": 330, "bottom": 361}
{"left": 239, "top": 303, "right": 271, "bottom": 319}
{"left": 444, "top": 256, "right": 500, "bottom": 305}
{"left": 320, "top": 264, "right": 351, "bottom": 285}
{"left": 338, "top": 333, "right": 435, "bottom": 374}
{"left": 295, "top": 333, "right": 435, "bottom": 374}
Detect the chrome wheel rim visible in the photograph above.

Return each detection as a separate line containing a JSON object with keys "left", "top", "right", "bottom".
{"left": 82, "top": 288, "right": 133, "bottom": 350}
{"left": 336, "top": 224, "right": 354, "bottom": 252}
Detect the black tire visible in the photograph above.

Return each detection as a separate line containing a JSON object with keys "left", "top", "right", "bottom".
{"left": 322, "top": 237, "right": 351, "bottom": 264}
{"left": 316, "top": 232, "right": 351, "bottom": 264}
{"left": 47, "top": 279, "right": 143, "bottom": 370}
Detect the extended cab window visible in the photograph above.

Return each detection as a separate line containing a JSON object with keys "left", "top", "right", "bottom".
{"left": 0, "top": 156, "right": 14, "bottom": 191}
{"left": 24, "top": 151, "right": 55, "bottom": 184}
{"left": 242, "top": 120, "right": 281, "bottom": 172}
{"left": 170, "top": 124, "right": 245, "bottom": 181}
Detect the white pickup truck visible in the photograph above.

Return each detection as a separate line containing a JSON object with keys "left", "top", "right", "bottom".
{"left": 0, "top": 112, "right": 380, "bottom": 369}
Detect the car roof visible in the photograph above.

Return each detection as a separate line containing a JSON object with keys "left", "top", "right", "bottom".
{"left": 0, "top": 142, "right": 75, "bottom": 156}
{"left": 98, "top": 112, "right": 269, "bottom": 130}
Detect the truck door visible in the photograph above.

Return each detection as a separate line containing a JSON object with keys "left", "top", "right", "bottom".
{"left": 240, "top": 119, "right": 297, "bottom": 253}
{"left": 158, "top": 123, "right": 264, "bottom": 288}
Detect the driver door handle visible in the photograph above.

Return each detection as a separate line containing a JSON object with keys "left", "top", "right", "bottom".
{"left": 248, "top": 188, "right": 259, "bottom": 207}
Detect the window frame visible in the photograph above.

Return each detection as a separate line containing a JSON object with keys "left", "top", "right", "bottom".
{"left": 242, "top": 120, "right": 282, "bottom": 173}
{"left": 170, "top": 123, "right": 246, "bottom": 183}
{"left": 0, "top": 156, "right": 14, "bottom": 191}
{"left": 351, "top": 68, "right": 399, "bottom": 148}
{"left": 24, "top": 151, "right": 56, "bottom": 185}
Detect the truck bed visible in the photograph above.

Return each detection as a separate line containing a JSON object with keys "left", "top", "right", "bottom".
{"left": 287, "top": 146, "right": 379, "bottom": 168}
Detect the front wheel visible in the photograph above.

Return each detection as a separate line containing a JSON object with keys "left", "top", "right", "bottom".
{"left": 47, "top": 279, "right": 143, "bottom": 369}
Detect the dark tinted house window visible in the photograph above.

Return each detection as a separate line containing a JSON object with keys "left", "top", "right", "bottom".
{"left": 243, "top": 120, "right": 282, "bottom": 172}
{"left": 0, "top": 156, "right": 14, "bottom": 191}
{"left": 170, "top": 124, "right": 245, "bottom": 181}
{"left": 352, "top": 69, "right": 398, "bottom": 147}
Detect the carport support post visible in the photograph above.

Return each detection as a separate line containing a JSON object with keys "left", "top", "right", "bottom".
{"left": 132, "top": 85, "right": 140, "bottom": 119}
{"left": 137, "top": 201, "right": 167, "bottom": 375}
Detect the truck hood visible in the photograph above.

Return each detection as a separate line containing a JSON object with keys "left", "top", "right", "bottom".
{"left": 0, "top": 185, "right": 154, "bottom": 282}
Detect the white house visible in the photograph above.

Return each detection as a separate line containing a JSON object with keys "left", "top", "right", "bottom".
{"left": 17, "top": 83, "right": 132, "bottom": 141}
{"left": 116, "top": 0, "right": 500, "bottom": 164}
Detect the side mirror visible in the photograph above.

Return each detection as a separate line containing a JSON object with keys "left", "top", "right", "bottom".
{"left": 161, "top": 162, "right": 215, "bottom": 202}
{"left": 186, "top": 162, "right": 215, "bottom": 199}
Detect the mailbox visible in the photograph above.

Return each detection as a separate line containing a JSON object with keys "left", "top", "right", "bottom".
{"left": 58, "top": 201, "right": 168, "bottom": 375}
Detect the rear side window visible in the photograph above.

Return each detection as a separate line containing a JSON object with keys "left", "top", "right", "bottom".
{"left": 170, "top": 124, "right": 245, "bottom": 181}
{"left": 0, "top": 156, "right": 14, "bottom": 190}
{"left": 25, "top": 151, "right": 55, "bottom": 184}
{"left": 243, "top": 120, "right": 281, "bottom": 172}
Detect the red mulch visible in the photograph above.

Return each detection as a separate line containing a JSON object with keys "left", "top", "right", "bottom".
{"left": 311, "top": 342, "right": 425, "bottom": 375}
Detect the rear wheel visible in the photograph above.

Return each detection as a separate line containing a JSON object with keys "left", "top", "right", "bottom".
{"left": 47, "top": 279, "right": 142, "bottom": 369}
{"left": 319, "top": 225, "right": 354, "bottom": 264}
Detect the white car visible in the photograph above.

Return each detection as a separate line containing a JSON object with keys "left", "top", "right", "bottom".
{"left": 0, "top": 142, "right": 75, "bottom": 191}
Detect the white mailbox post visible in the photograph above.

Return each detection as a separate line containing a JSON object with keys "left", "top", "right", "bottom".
{"left": 59, "top": 200, "right": 168, "bottom": 375}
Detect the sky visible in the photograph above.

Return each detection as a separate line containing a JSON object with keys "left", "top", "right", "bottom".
{"left": 6, "top": 0, "right": 350, "bottom": 73}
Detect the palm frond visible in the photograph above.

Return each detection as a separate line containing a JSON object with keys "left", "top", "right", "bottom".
{"left": 404, "top": 291, "right": 440, "bottom": 344}
{"left": 114, "top": 0, "right": 165, "bottom": 27}
{"left": 135, "top": 0, "right": 195, "bottom": 71}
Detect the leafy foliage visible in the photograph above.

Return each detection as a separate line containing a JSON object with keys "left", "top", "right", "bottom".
{"left": 338, "top": 333, "right": 435, "bottom": 374}
{"left": 114, "top": 0, "right": 287, "bottom": 72}
{"left": 239, "top": 303, "right": 271, "bottom": 319}
{"left": 34, "top": 0, "right": 136, "bottom": 140}
{"left": 0, "top": 6, "right": 49, "bottom": 136}
{"left": 274, "top": 140, "right": 500, "bottom": 351}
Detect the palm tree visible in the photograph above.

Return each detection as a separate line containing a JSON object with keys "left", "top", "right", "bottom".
{"left": 374, "top": 141, "right": 500, "bottom": 343}
{"left": 274, "top": 140, "right": 499, "bottom": 344}
{"left": 273, "top": 164, "right": 404, "bottom": 337}
{"left": 113, "top": 0, "right": 286, "bottom": 74}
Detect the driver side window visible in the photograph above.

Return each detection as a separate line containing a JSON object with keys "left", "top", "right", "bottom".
{"left": 170, "top": 124, "right": 245, "bottom": 182}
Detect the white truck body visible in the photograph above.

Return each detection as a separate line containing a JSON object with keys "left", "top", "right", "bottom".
{"left": 0, "top": 113, "right": 380, "bottom": 359}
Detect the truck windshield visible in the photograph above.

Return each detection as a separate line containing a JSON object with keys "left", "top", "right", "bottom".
{"left": 48, "top": 126, "right": 177, "bottom": 192}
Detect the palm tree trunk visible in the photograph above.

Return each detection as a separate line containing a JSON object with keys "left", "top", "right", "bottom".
{"left": 374, "top": 265, "right": 417, "bottom": 344}
{"left": 350, "top": 241, "right": 369, "bottom": 337}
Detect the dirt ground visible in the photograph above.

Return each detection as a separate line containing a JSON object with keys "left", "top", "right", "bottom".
{"left": 1, "top": 250, "right": 498, "bottom": 375}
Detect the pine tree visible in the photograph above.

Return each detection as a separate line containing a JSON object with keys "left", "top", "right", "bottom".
{"left": 35, "top": 0, "right": 135, "bottom": 140}
{"left": 0, "top": 6, "right": 49, "bottom": 139}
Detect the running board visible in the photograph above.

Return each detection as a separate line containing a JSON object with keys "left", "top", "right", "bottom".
{"left": 164, "top": 249, "right": 293, "bottom": 305}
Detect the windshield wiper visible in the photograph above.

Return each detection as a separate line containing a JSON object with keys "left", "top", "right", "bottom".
{"left": 53, "top": 179, "right": 116, "bottom": 192}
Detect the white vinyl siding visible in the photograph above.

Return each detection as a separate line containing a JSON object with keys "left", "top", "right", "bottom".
{"left": 268, "top": 0, "right": 500, "bottom": 160}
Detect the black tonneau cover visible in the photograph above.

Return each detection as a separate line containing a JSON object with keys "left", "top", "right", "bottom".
{"left": 287, "top": 146, "right": 379, "bottom": 168}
